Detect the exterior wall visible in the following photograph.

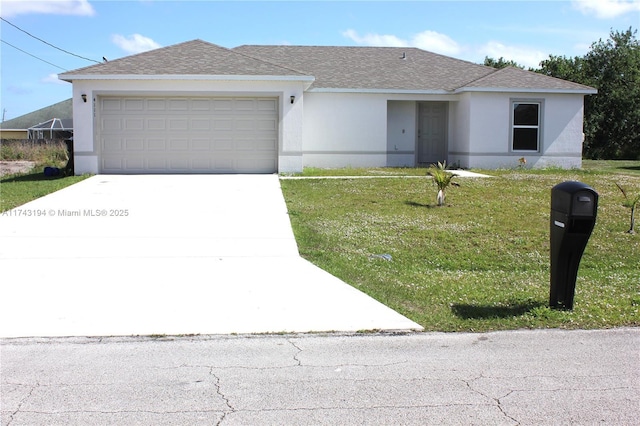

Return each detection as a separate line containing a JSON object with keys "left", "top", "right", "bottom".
{"left": 69, "top": 79, "right": 305, "bottom": 174}
{"left": 303, "top": 92, "right": 455, "bottom": 169}
{"left": 450, "top": 92, "right": 585, "bottom": 169}
{"left": 0, "top": 130, "right": 28, "bottom": 139}
{"left": 448, "top": 95, "right": 471, "bottom": 168}
{"left": 302, "top": 92, "right": 388, "bottom": 168}
{"left": 71, "top": 79, "right": 587, "bottom": 173}
{"left": 386, "top": 101, "right": 416, "bottom": 167}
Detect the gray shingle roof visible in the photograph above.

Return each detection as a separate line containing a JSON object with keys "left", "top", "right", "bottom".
{"left": 233, "top": 45, "right": 495, "bottom": 92}
{"left": 59, "top": 40, "right": 308, "bottom": 79}
{"left": 0, "top": 99, "right": 72, "bottom": 130}
{"left": 59, "top": 39, "right": 596, "bottom": 93}
{"left": 460, "top": 66, "right": 596, "bottom": 92}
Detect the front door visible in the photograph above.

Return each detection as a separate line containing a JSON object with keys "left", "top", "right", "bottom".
{"left": 417, "top": 102, "right": 447, "bottom": 166}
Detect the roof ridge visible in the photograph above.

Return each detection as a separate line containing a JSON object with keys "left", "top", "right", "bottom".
{"left": 59, "top": 40, "right": 208, "bottom": 76}
{"left": 60, "top": 39, "right": 311, "bottom": 78}
{"left": 455, "top": 66, "right": 501, "bottom": 89}
{"left": 457, "top": 65, "right": 596, "bottom": 92}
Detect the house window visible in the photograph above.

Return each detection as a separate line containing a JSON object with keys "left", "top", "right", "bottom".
{"left": 511, "top": 101, "right": 541, "bottom": 151}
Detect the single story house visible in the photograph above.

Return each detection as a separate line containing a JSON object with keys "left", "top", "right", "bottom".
{"left": 0, "top": 99, "right": 73, "bottom": 140}
{"left": 58, "top": 40, "right": 596, "bottom": 174}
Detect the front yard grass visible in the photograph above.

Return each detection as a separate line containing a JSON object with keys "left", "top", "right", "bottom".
{"left": 0, "top": 172, "right": 89, "bottom": 212}
{"left": 1, "top": 140, "right": 89, "bottom": 212}
{"left": 281, "top": 163, "right": 640, "bottom": 332}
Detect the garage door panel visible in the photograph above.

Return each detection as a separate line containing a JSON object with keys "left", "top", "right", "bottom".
{"left": 126, "top": 157, "right": 145, "bottom": 169}
{"left": 258, "top": 99, "right": 277, "bottom": 111}
{"left": 99, "top": 96, "right": 278, "bottom": 173}
{"left": 192, "top": 139, "right": 211, "bottom": 150}
{"left": 235, "top": 99, "right": 255, "bottom": 111}
{"left": 103, "top": 137, "right": 123, "bottom": 151}
{"left": 256, "top": 138, "right": 278, "bottom": 150}
{"left": 102, "top": 118, "right": 122, "bottom": 131}
{"left": 191, "top": 99, "right": 211, "bottom": 111}
{"left": 170, "top": 139, "right": 189, "bottom": 150}
{"left": 168, "top": 99, "right": 189, "bottom": 111}
{"left": 147, "top": 99, "right": 166, "bottom": 111}
{"left": 125, "top": 139, "right": 144, "bottom": 150}
{"left": 213, "top": 119, "right": 233, "bottom": 131}
{"left": 124, "top": 99, "right": 144, "bottom": 111}
{"left": 102, "top": 99, "right": 122, "bottom": 111}
{"left": 168, "top": 119, "right": 188, "bottom": 131}
{"left": 147, "top": 158, "right": 167, "bottom": 170}
{"left": 103, "top": 157, "right": 124, "bottom": 170}
{"left": 236, "top": 119, "right": 255, "bottom": 131}
{"left": 125, "top": 119, "right": 144, "bottom": 131}
{"left": 258, "top": 119, "right": 277, "bottom": 131}
{"left": 214, "top": 139, "right": 234, "bottom": 151}
{"left": 148, "top": 119, "right": 165, "bottom": 130}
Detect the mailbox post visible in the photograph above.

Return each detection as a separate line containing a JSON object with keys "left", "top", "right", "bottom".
{"left": 550, "top": 181, "right": 598, "bottom": 310}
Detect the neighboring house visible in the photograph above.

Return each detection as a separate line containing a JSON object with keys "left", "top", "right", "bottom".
{"left": 0, "top": 99, "right": 73, "bottom": 140}
{"left": 58, "top": 40, "right": 596, "bottom": 175}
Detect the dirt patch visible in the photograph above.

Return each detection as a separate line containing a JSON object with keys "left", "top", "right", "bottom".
{"left": 0, "top": 161, "right": 36, "bottom": 177}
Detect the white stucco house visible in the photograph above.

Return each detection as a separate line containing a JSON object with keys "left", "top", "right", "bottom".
{"left": 59, "top": 40, "right": 596, "bottom": 174}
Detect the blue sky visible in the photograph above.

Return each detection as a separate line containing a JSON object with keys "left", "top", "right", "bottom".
{"left": 1, "top": 0, "right": 638, "bottom": 121}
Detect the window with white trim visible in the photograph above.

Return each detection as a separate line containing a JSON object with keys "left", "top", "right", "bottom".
{"left": 511, "top": 101, "right": 541, "bottom": 152}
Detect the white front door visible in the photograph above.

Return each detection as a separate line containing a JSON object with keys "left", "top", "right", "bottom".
{"left": 417, "top": 102, "right": 447, "bottom": 166}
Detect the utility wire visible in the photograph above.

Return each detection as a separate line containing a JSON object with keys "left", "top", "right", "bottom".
{"left": 0, "top": 17, "right": 101, "bottom": 64}
{"left": 1, "top": 39, "right": 68, "bottom": 71}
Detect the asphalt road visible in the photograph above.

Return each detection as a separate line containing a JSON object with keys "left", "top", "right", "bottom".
{"left": 2, "top": 328, "right": 638, "bottom": 425}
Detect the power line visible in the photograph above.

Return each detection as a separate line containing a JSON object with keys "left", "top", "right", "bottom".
{"left": 0, "top": 17, "right": 101, "bottom": 64}
{"left": 1, "top": 39, "right": 68, "bottom": 71}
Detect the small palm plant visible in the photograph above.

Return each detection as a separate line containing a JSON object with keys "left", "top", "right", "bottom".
{"left": 616, "top": 183, "right": 640, "bottom": 234}
{"left": 427, "top": 161, "right": 459, "bottom": 206}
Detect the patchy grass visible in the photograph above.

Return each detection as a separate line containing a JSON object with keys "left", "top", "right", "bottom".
{"left": 582, "top": 160, "right": 640, "bottom": 176}
{"left": 281, "top": 165, "right": 640, "bottom": 332}
{"left": 0, "top": 139, "right": 88, "bottom": 212}
{"left": 1, "top": 139, "right": 69, "bottom": 168}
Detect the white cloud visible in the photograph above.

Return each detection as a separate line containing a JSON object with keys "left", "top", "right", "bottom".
{"left": 411, "top": 31, "right": 462, "bottom": 56}
{"left": 479, "top": 41, "right": 547, "bottom": 69}
{"left": 111, "top": 34, "right": 161, "bottom": 54}
{"left": 342, "top": 29, "right": 461, "bottom": 56}
{"left": 572, "top": 0, "right": 640, "bottom": 18}
{"left": 0, "top": 0, "right": 95, "bottom": 17}
{"left": 42, "top": 74, "right": 67, "bottom": 85}
{"left": 342, "top": 29, "right": 408, "bottom": 48}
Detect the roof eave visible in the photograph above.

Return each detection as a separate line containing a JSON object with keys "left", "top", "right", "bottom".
{"left": 308, "top": 88, "right": 453, "bottom": 95}
{"left": 455, "top": 87, "right": 597, "bottom": 95}
{"left": 58, "top": 74, "right": 315, "bottom": 83}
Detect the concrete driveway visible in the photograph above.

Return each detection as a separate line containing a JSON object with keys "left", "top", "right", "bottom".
{"left": 0, "top": 175, "right": 422, "bottom": 338}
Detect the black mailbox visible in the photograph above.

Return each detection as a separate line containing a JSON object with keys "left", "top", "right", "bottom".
{"left": 550, "top": 181, "right": 598, "bottom": 310}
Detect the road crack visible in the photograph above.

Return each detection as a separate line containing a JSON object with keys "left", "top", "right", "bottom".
{"left": 6, "top": 382, "right": 39, "bottom": 425}
{"left": 464, "top": 375, "right": 520, "bottom": 425}
{"left": 287, "top": 338, "right": 303, "bottom": 366}
{"left": 210, "top": 368, "right": 235, "bottom": 426}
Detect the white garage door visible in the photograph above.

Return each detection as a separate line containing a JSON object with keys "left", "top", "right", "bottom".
{"left": 98, "top": 97, "right": 278, "bottom": 173}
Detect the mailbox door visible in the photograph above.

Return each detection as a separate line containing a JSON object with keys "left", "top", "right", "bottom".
{"left": 571, "top": 190, "right": 597, "bottom": 217}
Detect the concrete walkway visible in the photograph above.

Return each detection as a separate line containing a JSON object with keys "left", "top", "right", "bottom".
{"left": 0, "top": 175, "right": 421, "bottom": 338}
{"left": 280, "top": 170, "right": 491, "bottom": 179}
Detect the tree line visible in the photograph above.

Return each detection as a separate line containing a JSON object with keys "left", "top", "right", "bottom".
{"left": 484, "top": 28, "right": 639, "bottom": 160}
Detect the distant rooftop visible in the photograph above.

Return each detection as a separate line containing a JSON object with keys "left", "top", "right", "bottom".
{"left": 0, "top": 99, "right": 72, "bottom": 130}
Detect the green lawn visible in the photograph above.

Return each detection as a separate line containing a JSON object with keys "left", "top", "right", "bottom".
{"left": 281, "top": 163, "right": 640, "bottom": 332}
{"left": 0, "top": 171, "right": 89, "bottom": 212}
